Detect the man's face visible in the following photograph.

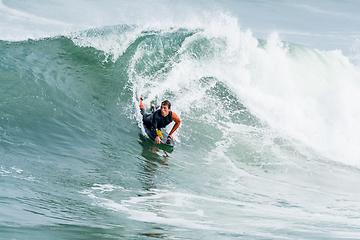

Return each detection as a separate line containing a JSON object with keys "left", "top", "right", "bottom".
{"left": 160, "top": 104, "right": 170, "bottom": 117}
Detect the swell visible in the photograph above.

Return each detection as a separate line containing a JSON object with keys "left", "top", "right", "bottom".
{"left": 2, "top": 22, "right": 360, "bottom": 168}
{"left": 2, "top": 22, "right": 360, "bottom": 240}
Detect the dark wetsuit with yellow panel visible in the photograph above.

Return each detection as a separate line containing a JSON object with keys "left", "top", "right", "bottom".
{"left": 140, "top": 99, "right": 181, "bottom": 139}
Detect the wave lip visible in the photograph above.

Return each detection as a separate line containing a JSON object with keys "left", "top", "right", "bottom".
{"left": 67, "top": 17, "right": 360, "bottom": 167}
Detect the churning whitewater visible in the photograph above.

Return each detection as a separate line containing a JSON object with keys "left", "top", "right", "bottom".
{"left": 1, "top": 0, "right": 360, "bottom": 239}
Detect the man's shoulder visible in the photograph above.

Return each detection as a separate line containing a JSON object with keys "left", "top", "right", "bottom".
{"left": 171, "top": 111, "right": 180, "bottom": 122}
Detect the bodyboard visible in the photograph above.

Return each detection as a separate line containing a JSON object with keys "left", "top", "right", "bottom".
{"left": 143, "top": 124, "right": 174, "bottom": 152}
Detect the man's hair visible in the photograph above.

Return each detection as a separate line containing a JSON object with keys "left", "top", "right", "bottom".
{"left": 161, "top": 100, "right": 171, "bottom": 109}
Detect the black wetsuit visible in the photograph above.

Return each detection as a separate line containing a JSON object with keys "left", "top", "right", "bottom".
{"left": 141, "top": 108, "right": 173, "bottom": 136}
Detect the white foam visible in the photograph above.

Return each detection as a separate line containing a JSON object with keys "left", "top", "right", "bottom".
{"left": 82, "top": 187, "right": 222, "bottom": 230}
{"left": 125, "top": 14, "right": 360, "bottom": 166}
{"left": 236, "top": 34, "right": 360, "bottom": 166}
{"left": 71, "top": 26, "right": 144, "bottom": 62}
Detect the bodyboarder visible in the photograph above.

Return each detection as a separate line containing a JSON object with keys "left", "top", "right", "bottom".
{"left": 139, "top": 97, "right": 181, "bottom": 145}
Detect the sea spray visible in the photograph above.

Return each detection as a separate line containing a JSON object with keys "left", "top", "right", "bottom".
{"left": 76, "top": 16, "right": 360, "bottom": 166}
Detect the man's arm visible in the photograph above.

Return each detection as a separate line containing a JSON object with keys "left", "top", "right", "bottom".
{"left": 168, "top": 112, "right": 181, "bottom": 139}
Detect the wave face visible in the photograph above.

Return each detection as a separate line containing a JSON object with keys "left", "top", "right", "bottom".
{"left": 1, "top": 1, "right": 360, "bottom": 239}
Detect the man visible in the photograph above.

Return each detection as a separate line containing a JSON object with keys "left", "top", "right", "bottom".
{"left": 139, "top": 97, "right": 181, "bottom": 144}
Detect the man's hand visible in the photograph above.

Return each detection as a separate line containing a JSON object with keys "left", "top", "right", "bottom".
{"left": 155, "top": 136, "right": 163, "bottom": 144}
{"left": 168, "top": 134, "right": 174, "bottom": 140}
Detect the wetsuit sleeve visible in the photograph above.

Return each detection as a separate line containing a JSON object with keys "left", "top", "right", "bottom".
{"left": 169, "top": 112, "right": 181, "bottom": 136}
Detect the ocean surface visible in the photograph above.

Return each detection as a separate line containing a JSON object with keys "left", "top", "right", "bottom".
{"left": 1, "top": 0, "right": 360, "bottom": 239}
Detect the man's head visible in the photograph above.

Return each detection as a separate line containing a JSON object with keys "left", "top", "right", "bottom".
{"left": 160, "top": 100, "right": 171, "bottom": 117}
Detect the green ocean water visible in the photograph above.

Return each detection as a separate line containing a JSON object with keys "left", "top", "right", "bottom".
{"left": 1, "top": 1, "right": 360, "bottom": 239}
